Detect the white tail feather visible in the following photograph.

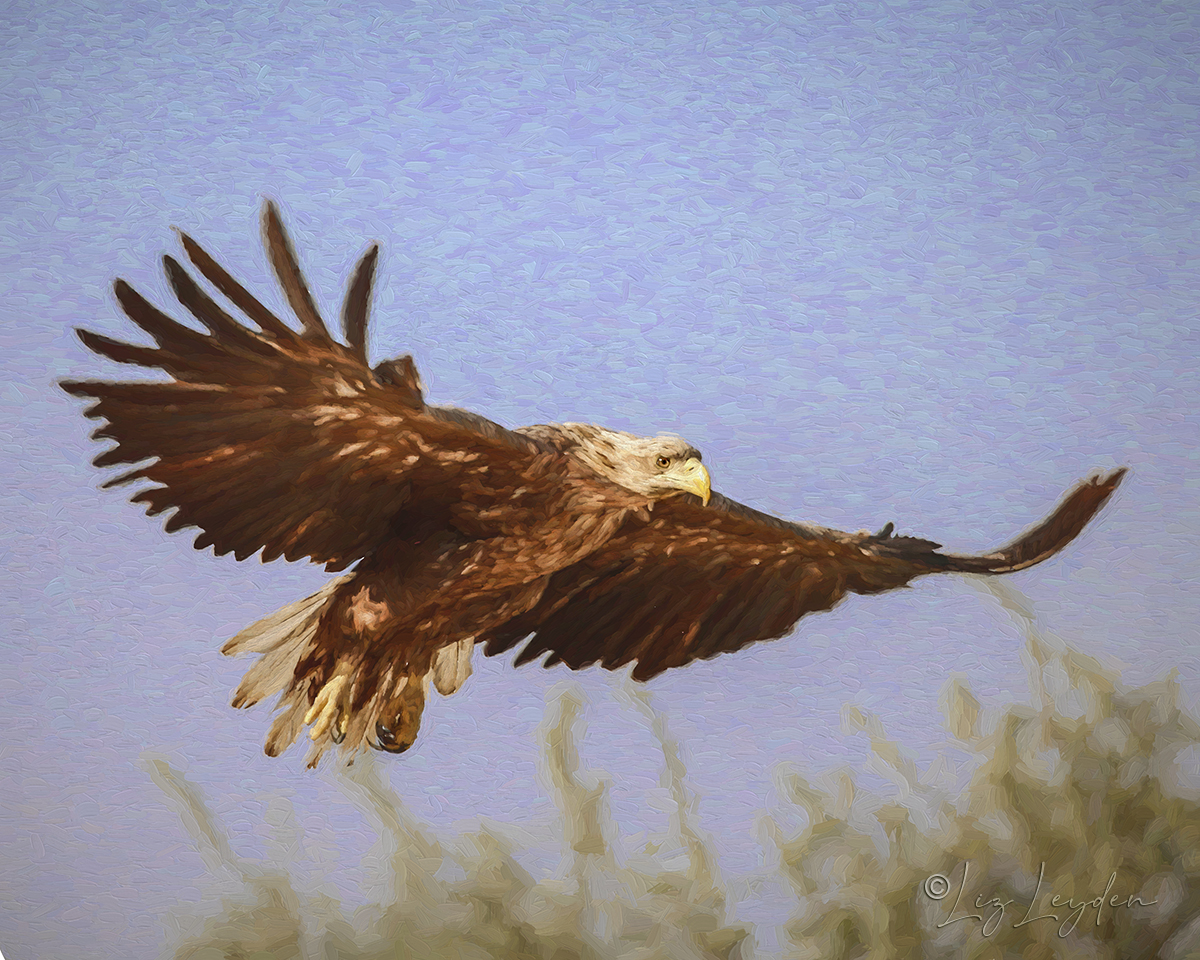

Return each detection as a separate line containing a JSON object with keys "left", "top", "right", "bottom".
{"left": 431, "top": 637, "right": 475, "bottom": 695}
{"left": 223, "top": 576, "right": 476, "bottom": 765}
{"left": 223, "top": 575, "right": 351, "bottom": 710}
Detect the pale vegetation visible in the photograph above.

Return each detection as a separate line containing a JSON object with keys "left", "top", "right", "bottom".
{"left": 155, "top": 581, "right": 1200, "bottom": 960}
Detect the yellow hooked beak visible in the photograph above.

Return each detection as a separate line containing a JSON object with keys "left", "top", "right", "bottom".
{"left": 676, "top": 457, "right": 712, "bottom": 506}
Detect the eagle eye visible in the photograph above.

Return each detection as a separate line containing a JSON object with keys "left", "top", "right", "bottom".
{"left": 655, "top": 455, "right": 672, "bottom": 469}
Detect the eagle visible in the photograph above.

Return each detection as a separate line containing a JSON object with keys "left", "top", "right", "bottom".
{"left": 62, "top": 202, "right": 1126, "bottom": 768}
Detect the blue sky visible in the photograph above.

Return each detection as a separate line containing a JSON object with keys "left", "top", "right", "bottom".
{"left": 2, "top": 0, "right": 1197, "bottom": 956}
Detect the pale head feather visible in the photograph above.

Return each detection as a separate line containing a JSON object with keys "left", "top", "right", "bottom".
{"left": 518, "top": 422, "right": 706, "bottom": 501}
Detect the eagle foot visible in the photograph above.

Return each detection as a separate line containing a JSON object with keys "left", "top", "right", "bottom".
{"left": 372, "top": 721, "right": 414, "bottom": 753}
{"left": 304, "top": 673, "right": 350, "bottom": 743}
{"left": 368, "top": 673, "right": 427, "bottom": 754}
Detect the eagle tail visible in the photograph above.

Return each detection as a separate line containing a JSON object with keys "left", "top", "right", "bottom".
{"left": 872, "top": 468, "right": 1126, "bottom": 577}
{"left": 431, "top": 637, "right": 475, "bottom": 696}
{"left": 222, "top": 574, "right": 353, "bottom": 710}
{"left": 222, "top": 575, "right": 476, "bottom": 765}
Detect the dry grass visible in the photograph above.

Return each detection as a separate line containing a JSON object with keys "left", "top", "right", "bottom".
{"left": 151, "top": 682, "right": 747, "bottom": 960}
{"left": 153, "top": 580, "right": 1200, "bottom": 959}
{"left": 771, "top": 579, "right": 1200, "bottom": 960}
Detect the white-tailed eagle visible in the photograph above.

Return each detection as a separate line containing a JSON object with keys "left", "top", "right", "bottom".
{"left": 62, "top": 203, "right": 1126, "bottom": 767}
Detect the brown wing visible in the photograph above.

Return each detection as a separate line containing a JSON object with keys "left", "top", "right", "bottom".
{"left": 481, "top": 469, "right": 1125, "bottom": 681}
{"left": 60, "top": 201, "right": 623, "bottom": 570}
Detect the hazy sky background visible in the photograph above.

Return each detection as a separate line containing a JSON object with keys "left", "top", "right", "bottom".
{"left": 2, "top": 0, "right": 1198, "bottom": 956}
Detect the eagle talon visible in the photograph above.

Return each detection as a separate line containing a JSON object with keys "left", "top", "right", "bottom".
{"left": 61, "top": 200, "right": 1127, "bottom": 767}
{"left": 304, "top": 673, "right": 349, "bottom": 742}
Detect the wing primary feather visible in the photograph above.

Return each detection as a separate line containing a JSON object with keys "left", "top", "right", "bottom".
{"left": 113, "top": 280, "right": 222, "bottom": 358}
{"left": 162, "top": 255, "right": 272, "bottom": 354}
{"left": 67, "top": 206, "right": 545, "bottom": 574}
{"left": 262, "top": 200, "right": 328, "bottom": 340}
{"left": 341, "top": 244, "right": 379, "bottom": 362}
{"left": 931, "top": 468, "right": 1127, "bottom": 574}
{"left": 176, "top": 229, "right": 296, "bottom": 340}
{"left": 74, "top": 328, "right": 176, "bottom": 370}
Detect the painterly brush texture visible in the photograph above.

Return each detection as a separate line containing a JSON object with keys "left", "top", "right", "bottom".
{"left": 152, "top": 587, "right": 1200, "bottom": 960}
{"left": 8, "top": 0, "right": 1196, "bottom": 956}
{"left": 152, "top": 686, "right": 749, "bottom": 960}
{"left": 63, "top": 204, "right": 1124, "bottom": 766}
{"left": 771, "top": 581, "right": 1200, "bottom": 960}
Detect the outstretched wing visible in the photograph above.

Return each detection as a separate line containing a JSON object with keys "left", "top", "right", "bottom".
{"left": 60, "top": 202, "right": 607, "bottom": 570}
{"left": 482, "top": 469, "right": 1125, "bottom": 680}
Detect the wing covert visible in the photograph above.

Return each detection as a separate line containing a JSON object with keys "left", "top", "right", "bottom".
{"left": 482, "top": 470, "right": 1124, "bottom": 680}
{"left": 482, "top": 503, "right": 872, "bottom": 680}
{"left": 61, "top": 202, "right": 568, "bottom": 569}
